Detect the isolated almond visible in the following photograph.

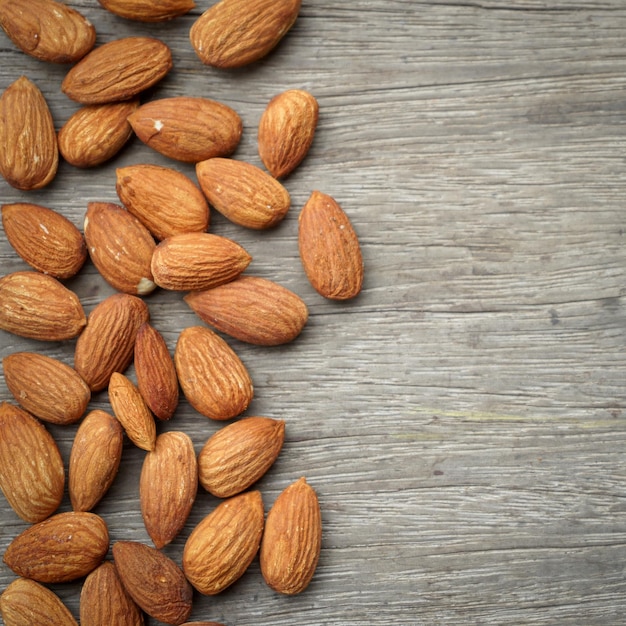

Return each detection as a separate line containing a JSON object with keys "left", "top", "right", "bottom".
{"left": 61, "top": 37, "right": 172, "bottom": 104}
{"left": 298, "top": 191, "right": 364, "bottom": 300}
{"left": 175, "top": 325, "right": 253, "bottom": 421}
{"left": 1, "top": 203, "right": 87, "bottom": 278}
{"left": 74, "top": 293, "right": 149, "bottom": 392}
{"left": 113, "top": 541, "right": 193, "bottom": 625}
{"left": 198, "top": 417, "right": 285, "bottom": 498}
{"left": 0, "top": 0, "right": 95, "bottom": 63}
{"left": 0, "top": 76, "right": 58, "bottom": 190}
{"left": 190, "top": 0, "right": 301, "bottom": 68}
{"left": 0, "top": 402, "right": 64, "bottom": 523}
{"left": 185, "top": 275, "right": 308, "bottom": 345}
{"left": 98, "top": 0, "right": 195, "bottom": 22}
{"left": 258, "top": 89, "right": 319, "bottom": 178}
{"left": 4, "top": 511, "right": 109, "bottom": 583}
{"left": 183, "top": 491, "right": 264, "bottom": 595}
{"left": 69, "top": 410, "right": 124, "bottom": 512}
{"left": 196, "top": 157, "right": 291, "bottom": 229}
{"left": 260, "top": 477, "right": 322, "bottom": 595}
{"left": 151, "top": 232, "right": 252, "bottom": 291}
{"left": 127, "top": 97, "right": 242, "bottom": 163}
{"left": 3, "top": 352, "right": 90, "bottom": 425}
{"left": 0, "top": 271, "right": 86, "bottom": 341}
{"left": 58, "top": 100, "right": 139, "bottom": 168}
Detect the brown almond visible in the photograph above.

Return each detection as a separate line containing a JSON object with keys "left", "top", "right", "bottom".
{"left": 61, "top": 37, "right": 172, "bottom": 104}
{"left": 4, "top": 511, "right": 109, "bottom": 583}
{"left": 127, "top": 97, "right": 242, "bottom": 163}
{"left": 3, "top": 352, "right": 90, "bottom": 425}
{"left": 183, "top": 491, "right": 264, "bottom": 595}
{"left": 198, "top": 416, "right": 285, "bottom": 498}
{"left": 196, "top": 157, "right": 290, "bottom": 229}
{"left": 0, "top": 402, "right": 64, "bottom": 523}
{"left": 98, "top": 0, "right": 195, "bottom": 22}
{"left": 190, "top": 0, "right": 301, "bottom": 68}
{"left": 185, "top": 275, "right": 308, "bottom": 345}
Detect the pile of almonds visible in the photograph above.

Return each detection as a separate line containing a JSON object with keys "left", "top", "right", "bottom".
{"left": 0, "top": 0, "right": 364, "bottom": 624}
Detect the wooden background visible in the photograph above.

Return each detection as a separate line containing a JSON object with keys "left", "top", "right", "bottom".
{"left": 1, "top": 0, "right": 626, "bottom": 624}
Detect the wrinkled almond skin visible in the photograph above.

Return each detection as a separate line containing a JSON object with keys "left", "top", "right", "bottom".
{"left": 185, "top": 275, "right": 308, "bottom": 346}
{"left": 61, "top": 37, "right": 172, "bottom": 104}
{"left": 113, "top": 541, "right": 193, "bottom": 625}
{"left": 198, "top": 417, "right": 285, "bottom": 498}
{"left": 190, "top": 0, "right": 301, "bottom": 68}
{"left": 0, "top": 76, "right": 58, "bottom": 190}
{"left": 0, "top": 271, "right": 86, "bottom": 341}
{"left": 127, "top": 97, "right": 242, "bottom": 163}
{"left": 183, "top": 491, "right": 264, "bottom": 595}
{"left": 0, "top": 402, "right": 64, "bottom": 523}
{"left": 69, "top": 410, "right": 124, "bottom": 512}
{"left": 4, "top": 511, "right": 109, "bottom": 583}
{"left": 175, "top": 325, "right": 253, "bottom": 421}
{"left": 98, "top": 0, "right": 195, "bottom": 22}
{"left": 3, "top": 352, "right": 90, "bottom": 425}
{"left": 1, "top": 203, "right": 87, "bottom": 279}
{"left": 298, "top": 191, "right": 364, "bottom": 300}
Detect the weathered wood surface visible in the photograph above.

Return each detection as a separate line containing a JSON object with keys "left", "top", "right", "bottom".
{"left": 1, "top": 1, "right": 626, "bottom": 624}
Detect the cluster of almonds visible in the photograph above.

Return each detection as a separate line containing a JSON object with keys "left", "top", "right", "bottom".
{"left": 0, "top": 0, "right": 364, "bottom": 624}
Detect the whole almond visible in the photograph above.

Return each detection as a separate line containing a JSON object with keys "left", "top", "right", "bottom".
{"left": 196, "top": 157, "right": 290, "bottom": 229}
{"left": 185, "top": 275, "right": 308, "bottom": 345}
{"left": 174, "top": 325, "right": 254, "bottom": 421}
{"left": 151, "top": 232, "right": 252, "bottom": 291}
{"left": 61, "top": 37, "right": 172, "bottom": 104}
{"left": 0, "top": 0, "right": 95, "bottom": 63}
{"left": 74, "top": 293, "right": 149, "bottom": 392}
{"left": 0, "top": 577, "right": 78, "bottom": 626}
{"left": 4, "top": 511, "right": 109, "bottom": 583}
{"left": 58, "top": 100, "right": 139, "bottom": 168}
{"left": 3, "top": 352, "right": 90, "bottom": 425}
{"left": 183, "top": 491, "right": 264, "bottom": 595}
{"left": 198, "top": 416, "right": 285, "bottom": 498}
{"left": 0, "top": 76, "right": 58, "bottom": 190}
{"left": 190, "top": 0, "right": 301, "bottom": 68}
{"left": 260, "top": 477, "right": 322, "bottom": 595}
{"left": 127, "top": 97, "right": 242, "bottom": 163}
{"left": 98, "top": 0, "right": 195, "bottom": 22}
{"left": 0, "top": 271, "right": 86, "bottom": 341}
{"left": 113, "top": 541, "right": 193, "bottom": 625}
{"left": 69, "top": 410, "right": 124, "bottom": 512}
{"left": 0, "top": 402, "right": 64, "bottom": 523}
{"left": 258, "top": 89, "right": 319, "bottom": 178}
{"left": 298, "top": 190, "right": 364, "bottom": 300}
{"left": 1, "top": 203, "right": 87, "bottom": 279}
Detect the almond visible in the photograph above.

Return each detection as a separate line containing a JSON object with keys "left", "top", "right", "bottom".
{"left": 61, "top": 37, "right": 172, "bottom": 104}
{"left": 258, "top": 89, "right": 319, "bottom": 178}
{"left": 196, "top": 158, "right": 291, "bottom": 229}
{"left": 151, "top": 232, "right": 252, "bottom": 291}
{"left": 183, "top": 490, "right": 264, "bottom": 595}
{"left": 198, "top": 416, "right": 285, "bottom": 498}
{"left": 69, "top": 410, "right": 124, "bottom": 512}
{"left": 298, "top": 190, "right": 364, "bottom": 300}
{"left": 174, "top": 325, "right": 254, "bottom": 421}
{"left": 0, "top": 0, "right": 95, "bottom": 63}
{"left": 190, "top": 0, "right": 301, "bottom": 68}
{"left": 74, "top": 293, "right": 149, "bottom": 392}
{"left": 260, "top": 477, "right": 322, "bottom": 595}
{"left": 0, "top": 402, "right": 64, "bottom": 523}
{"left": 127, "top": 97, "right": 242, "bottom": 163}
{"left": 1, "top": 203, "right": 87, "bottom": 279}
{"left": 4, "top": 511, "right": 109, "bottom": 583}
{"left": 0, "top": 76, "right": 58, "bottom": 190}
{"left": 112, "top": 540, "right": 193, "bottom": 625}
{"left": 185, "top": 275, "right": 308, "bottom": 345}
{"left": 58, "top": 100, "right": 139, "bottom": 168}
{"left": 3, "top": 352, "right": 90, "bottom": 425}
{"left": 98, "top": 0, "right": 195, "bottom": 22}
{"left": 0, "top": 271, "right": 86, "bottom": 341}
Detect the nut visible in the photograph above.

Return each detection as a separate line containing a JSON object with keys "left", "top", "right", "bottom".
{"left": 98, "top": 0, "right": 195, "bottom": 22}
